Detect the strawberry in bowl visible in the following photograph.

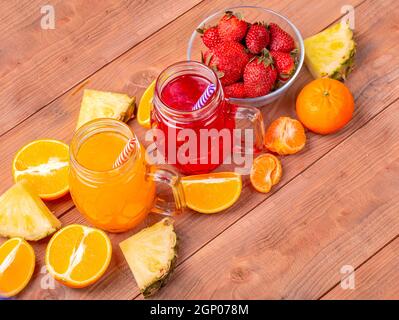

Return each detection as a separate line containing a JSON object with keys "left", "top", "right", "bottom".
{"left": 187, "top": 6, "right": 304, "bottom": 107}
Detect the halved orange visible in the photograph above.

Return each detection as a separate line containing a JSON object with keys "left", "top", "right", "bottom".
{"left": 137, "top": 80, "right": 155, "bottom": 129}
{"left": 181, "top": 172, "right": 242, "bottom": 214}
{"left": 250, "top": 154, "right": 282, "bottom": 193}
{"left": 0, "top": 238, "right": 35, "bottom": 297}
{"left": 264, "top": 117, "right": 307, "bottom": 155}
{"left": 12, "top": 139, "right": 69, "bottom": 200}
{"left": 45, "top": 224, "right": 112, "bottom": 288}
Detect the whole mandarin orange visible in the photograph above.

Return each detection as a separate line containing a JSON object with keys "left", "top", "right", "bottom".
{"left": 296, "top": 78, "right": 354, "bottom": 135}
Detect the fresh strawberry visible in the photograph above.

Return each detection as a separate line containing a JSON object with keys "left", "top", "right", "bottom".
{"left": 270, "top": 50, "right": 296, "bottom": 81}
{"left": 269, "top": 23, "right": 295, "bottom": 52}
{"left": 202, "top": 41, "right": 249, "bottom": 86}
{"left": 224, "top": 82, "right": 246, "bottom": 98}
{"left": 246, "top": 51, "right": 257, "bottom": 60}
{"left": 243, "top": 55, "right": 278, "bottom": 97}
{"left": 218, "top": 11, "right": 248, "bottom": 42}
{"left": 197, "top": 26, "right": 221, "bottom": 49}
{"left": 245, "top": 23, "right": 269, "bottom": 54}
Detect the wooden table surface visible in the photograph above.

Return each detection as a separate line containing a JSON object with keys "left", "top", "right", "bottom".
{"left": 1, "top": 0, "right": 398, "bottom": 300}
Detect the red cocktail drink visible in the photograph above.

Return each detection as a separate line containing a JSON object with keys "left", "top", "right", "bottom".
{"left": 151, "top": 61, "right": 264, "bottom": 175}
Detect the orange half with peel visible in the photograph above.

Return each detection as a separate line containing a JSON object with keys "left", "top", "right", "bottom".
{"left": 250, "top": 154, "right": 282, "bottom": 193}
{"left": 45, "top": 224, "right": 112, "bottom": 288}
{"left": 181, "top": 172, "right": 242, "bottom": 214}
{"left": 12, "top": 139, "right": 70, "bottom": 200}
{"left": 0, "top": 238, "right": 35, "bottom": 298}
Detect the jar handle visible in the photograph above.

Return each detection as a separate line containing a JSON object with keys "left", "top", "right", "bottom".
{"left": 229, "top": 105, "right": 265, "bottom": 153}
{"left": 146, "top": 166, "right": 186, "bottom": 215}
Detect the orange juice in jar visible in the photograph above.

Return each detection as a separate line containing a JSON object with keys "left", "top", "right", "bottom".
{"left": 69, "top": 119, "right": 185, "bottom": 232}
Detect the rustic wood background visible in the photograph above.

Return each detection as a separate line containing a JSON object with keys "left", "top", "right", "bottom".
{"left": 1, "top": 0, "right": 398, "bottom": 300}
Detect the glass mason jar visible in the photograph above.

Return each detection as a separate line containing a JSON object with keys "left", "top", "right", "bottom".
{"left": 69, "top": 119, "right": 185, "bottom": 233}
{"left": 151, "top": 61, "right": 265, "bottom": 175}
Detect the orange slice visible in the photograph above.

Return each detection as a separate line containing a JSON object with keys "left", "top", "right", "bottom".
{"left": 0, "top": 238, "right": 35, "bottom": 298}
{"left": 264, "top": 117, "right": 307, "bottom": 155}
{"left": 12, "top": 139, "right": 69, "bottom": 200}
{"left": 137, "top": 80, "right": 155, "bottom": 128}
{"left": 181, "top": 172, "right": 242, "bottom": 214}
{"left": 250, "top": 154, "right": 282, "bottom": 193}
{"left": 45, "top": 224, "right": 112, "bottom": 288}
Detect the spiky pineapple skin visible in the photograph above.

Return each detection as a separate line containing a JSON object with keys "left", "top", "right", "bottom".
{"left": 119, "top": 218, "right": 178, "bottom": 298}
{"left": 142, "top": 239, "right": 179, "bottom": 298}
{"left": 304, "top": 22, "right": 356, "bottom": 81}
{"left": 329, "top": 49, "right": 356, "bottom": 81}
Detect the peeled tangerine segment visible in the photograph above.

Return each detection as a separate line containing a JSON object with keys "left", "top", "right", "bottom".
{"left": 0, "top": 238, "right": 35, "bottom": 297}
{"left": 0, "top": 181, "right": 61, "bottom": 241}
{"left": 304, "top": 22, "right": 356, "bottom": 80}
{"left": 250, "top": 154, "right": 282, "bottom": 193}
{"left": 76, "top": 89, "right": 136, "bottom": 130}
{"left": 181, "top": 172, "right": 242, "bottom": 214}
{"left": 119, "top": 218, "right": 177, "bottom": 297}
{"left": 46, "top": 224, "right": 112, "bottom": 288}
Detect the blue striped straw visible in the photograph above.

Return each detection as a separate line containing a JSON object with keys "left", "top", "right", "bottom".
{"left": 192, "top": 83, "right": 216, "bottom": 111}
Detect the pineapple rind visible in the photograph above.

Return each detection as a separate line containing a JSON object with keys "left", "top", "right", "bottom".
{"left": 76, "top": 89, "right": 136, "bottom": 129}
{"left": 0, "top": 182, "right": 61, "bottom": 241}
{"left": 142, "top": 244, "right": 178, "bottom": 298}
{"left": 119, "top": 218, "right": 178, "bottom": 298}
{"left": 304, "top": 22, "right": 356, "bottom": 81}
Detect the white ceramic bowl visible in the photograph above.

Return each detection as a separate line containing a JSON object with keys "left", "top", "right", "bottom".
{"left": 187, "top": 6, "right": 305, "bottom": 107}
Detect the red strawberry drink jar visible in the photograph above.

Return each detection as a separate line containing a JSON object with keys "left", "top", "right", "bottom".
{"left": 150, "top": 61, "right": 265, "bottom": 175}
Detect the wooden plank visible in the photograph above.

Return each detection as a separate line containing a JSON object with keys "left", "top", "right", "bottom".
{"left": 0, "top": 0, "right": 202, "bottom": 135}
{"left": 322, "top": 237, "right": 399, "bottom": 300}
{"left": 146, "top": 99, "right": 399, "bottom": 299}
{"left": 14, "top": 0, "right": 372, "bottom": 299}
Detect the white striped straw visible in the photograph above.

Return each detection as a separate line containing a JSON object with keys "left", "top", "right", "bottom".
{"left": 113, "top": 138, "right": 136, "bottom": 168}
{"left": 192, "top": 83, "right": 216, "bottom": 111}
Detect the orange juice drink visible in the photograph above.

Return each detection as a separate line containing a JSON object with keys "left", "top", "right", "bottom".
{"left": 69, "top": 119, "right": 185, "bottom": 232}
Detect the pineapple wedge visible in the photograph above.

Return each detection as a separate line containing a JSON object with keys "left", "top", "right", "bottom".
{"left": 304, "top": 22, "right": 356, "bottom": 80}
{"left": 0, "top": 181, "right": 61, "bottom": 241}
{"left": 120, "top": 218, "right": 178, "bottom": 297}
{"left": 76, "top": 89, "right": 136, "bottom": 130}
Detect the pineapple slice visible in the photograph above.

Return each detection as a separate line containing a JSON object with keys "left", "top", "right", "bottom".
{"left": 76, "top": 89, "right": 136, "bottom": 129}
{"left": 119, "top": 218, "right": 178, "bottom": 297}
{"left": 0, "top": 181, "right": 61, "bottom": 241}
{"left": 304, "top": 22, "right": 356, "bottom": 80}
